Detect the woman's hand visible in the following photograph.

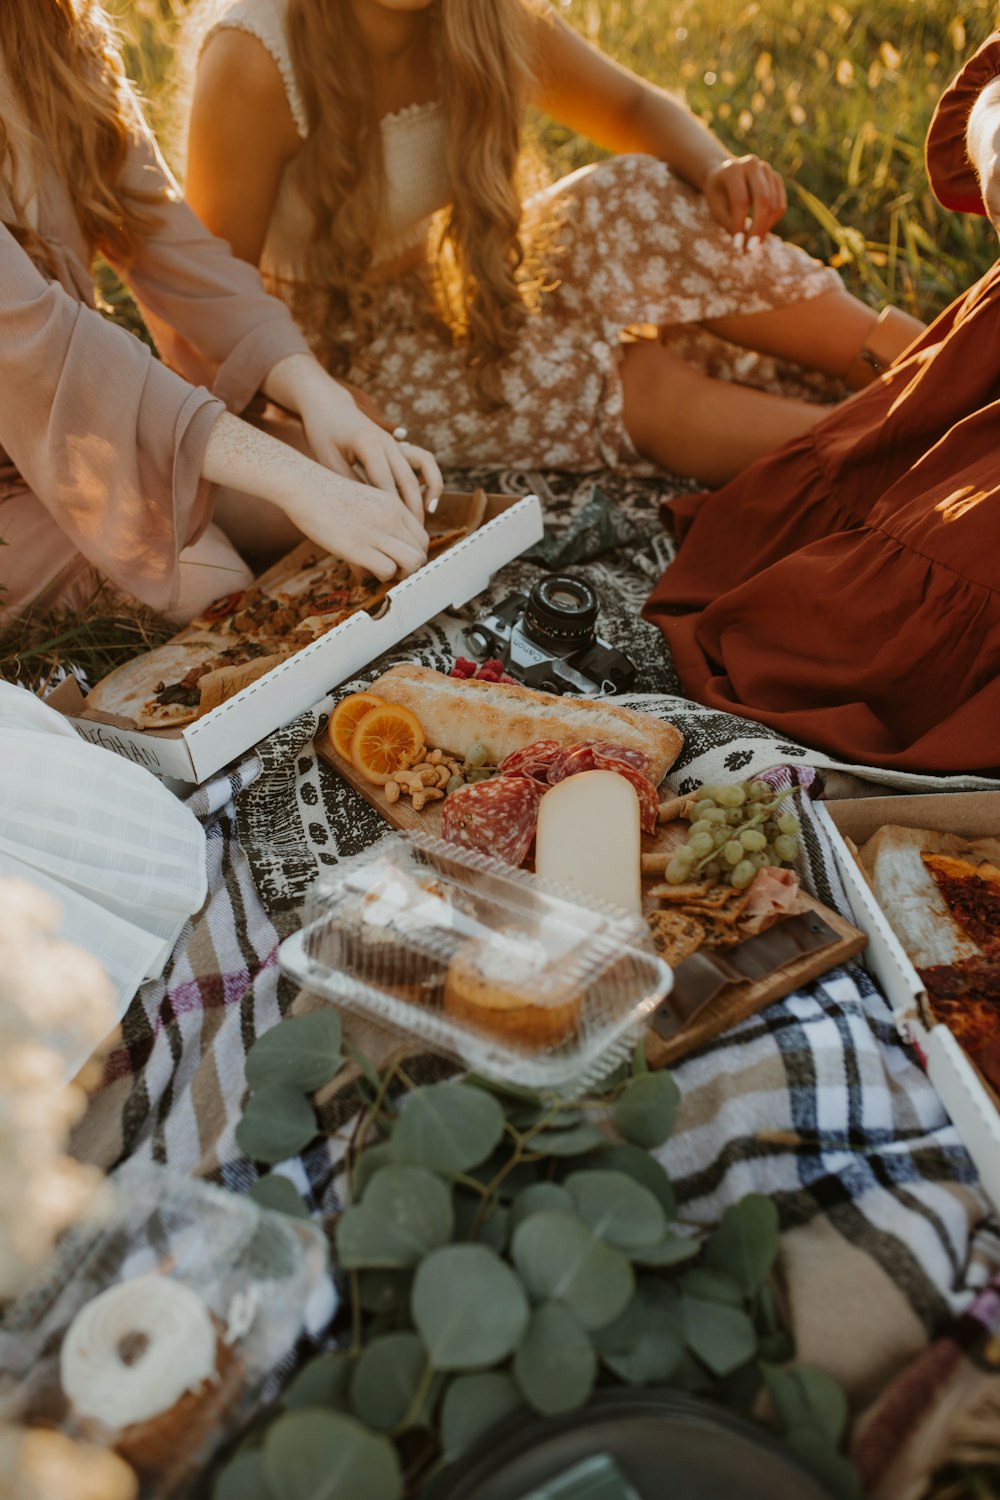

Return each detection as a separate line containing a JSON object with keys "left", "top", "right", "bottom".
{"left": 282, "top": 465, "right": 430, "bottom": 581}
{"left": 262, "top": 353, "right": 443, "bottom": 521}
{"left": 202, "top": 411, "right": 429, "bottom": 581}
{"left": 703, "top": 155, "right": 787, "bottom": 247}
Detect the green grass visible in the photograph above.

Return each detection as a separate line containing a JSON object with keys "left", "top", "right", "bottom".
{"left": 9, "top": 0, "right": 1000, "bottom": 684}
{"left": 110, "top": 0, "right": 1000, "bottom": 327}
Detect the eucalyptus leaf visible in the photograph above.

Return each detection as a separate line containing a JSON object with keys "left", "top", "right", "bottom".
{"left": 236, "top": 1086, "right": 318, "bottom": 1165}
{"left": 513, "top": 1302, "right": 596, "bottom": 1415}
{"left": 213, "top": 1450, "right": 274, "bottom": 1500}
{"left": 783, "top": 1427, "right": 864, "bottom": 1500}
{"left": 336, "top": 1166, "right": 453, "bottom": 1268}
{"left": 564, "top": 1170, "right": 665, "bottom": 1251}
{"left": 681, "top": 1296, "right": 756, "bottom": 1377}
{"left": 351, "top": 1142, "right": 393, "bottom": 1200}
{"left": 453, "top": 1191, "right": 509, "bottom": 1253}
{"left": 283, "top": 1353, "right": 353, "bottom": 1413}
{"left": 506, "top": 1104, "right": 583, "bottom": 1133}
{"left": 511, "top": 1212, "right": 633, "bottom": 1332}
{"left": 248, "top": 1174, "right": 310, "bottom": 1220}
{"left": 441, "top": 1373, "right": 523, "bottom": 1460}
{"left": 465, "top": 1153, "right": 541, "bottom": 1200}
{"left": 389, "top": 1083, "right": 505, "bottom": 1176}
{"left": 350, "top": 1332, "right": 439, "bottom": 1432}
{"left": 612, "top": 1073, "right": 680, "bottom": 1149}
{"left": 359, "top": 1269, "right": 412, "bottom": 1316}
{"left": 703, "top": 1194, "right": 779, "bottom": 1298}
{"left": 630, "top": 1230, "right": 700, "bottom": 1268}
{"left": 632, "top": 1037, "right": 649, "bottom": 1074}
{"left": 679, "top": 1267, "right": 745, "bottom": 1306}
{"left": 413, "top": 1244, "right": 529, "bottom": 1370}
{"left": 345, "top": 1040, "right": 381, "bottom": 1091}
{"left": 263, "top": 1409, "right": 402, "bottom": 1500}
{"left": 509, "top": 1182, "right": 574, "bottom": 1234}
{"left": 762, "top": 1363, "right": 849, "bottom": 1446}
{"left": 532, "top": 1123, "right": 607, "bottom": 1157}
{"left": 592, "top": 1143, "right": 676, "bottom": 1218}
{"left": 245, "top": 1012, "right": 343, "bottom": 1092}
{"left": 601, "top": 1302, "right": 684, "bottom": 1385}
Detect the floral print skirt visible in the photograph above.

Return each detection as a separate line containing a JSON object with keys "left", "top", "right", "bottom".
{"left": 344, "top": 153, "right": 843, "bottom": 473}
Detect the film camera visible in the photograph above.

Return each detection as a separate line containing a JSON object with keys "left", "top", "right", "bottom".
{"left": 464, "top": 574, "right": 637, "bottom": 697}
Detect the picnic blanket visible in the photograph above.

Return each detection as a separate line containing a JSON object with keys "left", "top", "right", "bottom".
{"left": 71, "top": 465, "right": 1000, "bottom": 1489}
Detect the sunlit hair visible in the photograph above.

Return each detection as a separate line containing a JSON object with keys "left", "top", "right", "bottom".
{"left": 0, "top": 0, "right": 161, "bottom": 272}
{"left": 284, "top": 0, "right": 549, "bottom": 395}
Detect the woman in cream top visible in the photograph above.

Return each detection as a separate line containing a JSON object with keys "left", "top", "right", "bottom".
{"left": 186, "top": 0, "right": 922, "bottom": 484}
{"left": 0, "top": 1, "right": 439, "bottom": 626}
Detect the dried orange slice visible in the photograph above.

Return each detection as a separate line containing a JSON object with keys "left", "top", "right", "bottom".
{"left": 328, "top": 691, "right": 386, "bottom": 760}
{"left": 350, "top": 704, "right": 425, "bottom": 785}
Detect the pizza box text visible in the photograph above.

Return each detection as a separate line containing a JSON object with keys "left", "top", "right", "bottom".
{"left": 818, "top": 793, "right": 1000, "bottom": 1216}
{"left": 48, "top": 492, "right": 544, "bottom": 785}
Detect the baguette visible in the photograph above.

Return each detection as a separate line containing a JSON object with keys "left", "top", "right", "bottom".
{"left": 369, "top": 665, "right": 683, "bottom": 783}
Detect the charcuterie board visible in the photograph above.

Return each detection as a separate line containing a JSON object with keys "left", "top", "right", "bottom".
{"left": 316, "top": 731, "right": 867, "bottom": 1065}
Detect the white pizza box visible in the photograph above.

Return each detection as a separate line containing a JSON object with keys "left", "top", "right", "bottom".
{"left": 48, "top": 491, "right": 543, "bottom": 786}
{"left": 817, "top": 793, "right": 1000, "bottom": 1214}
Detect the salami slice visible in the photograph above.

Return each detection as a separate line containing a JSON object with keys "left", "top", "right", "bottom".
{"left": 499, "top": 740, "right": 564, "bottom": 783}
{"left": 591, "top": 741, "right": 656, "bottom": 781}
{"left": 604, "top": 761, "right": 660, "bottom": 835}
{"left": 442, "top": 776, "right": 543, "bottom": 867}
{"left": 546, "top": 742, "right": 599, "bottom": 785}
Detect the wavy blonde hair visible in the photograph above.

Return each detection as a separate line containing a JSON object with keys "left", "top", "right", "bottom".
{"left": 0, "top": 0, "right": 161, "bottom": 272}
{"left": 283, "top": 0, "right": 549, "bottom": 397}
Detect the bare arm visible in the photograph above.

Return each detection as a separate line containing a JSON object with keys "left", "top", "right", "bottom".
{"left": 185, "top": 26, "right": 299, "bottom": 264}
{"left": 202, "top": 410, "right": 428, "bottom": 581}
{"left": 529, "top": 3, "right": 785, "bottom": 242}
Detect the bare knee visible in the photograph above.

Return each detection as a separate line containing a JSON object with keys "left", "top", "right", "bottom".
{"left": 621, "top": 340, "right": 711, "bottom": 458}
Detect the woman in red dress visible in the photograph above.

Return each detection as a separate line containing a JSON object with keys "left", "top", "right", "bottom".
{"left": 644, "top": 37, "right": 1000, "bottom": 777}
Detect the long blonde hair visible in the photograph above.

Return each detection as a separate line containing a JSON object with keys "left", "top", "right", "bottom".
{"left": 284, "top": 0, "right": 546, "bottom": 395}
{"left": 0, "top": 0, "right": 160, "bottom": 271}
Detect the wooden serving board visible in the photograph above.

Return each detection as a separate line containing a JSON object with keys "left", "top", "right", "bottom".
{"left": 317, "top": 733, "right": 867, "bottom": 1066}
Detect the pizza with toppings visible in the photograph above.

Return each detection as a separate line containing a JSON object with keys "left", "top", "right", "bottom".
{"left": 84, "top": 515, "right": 476, "bottom": 731}
{"left": 862, "top": 827, "right": 1000, "bottom": 1091}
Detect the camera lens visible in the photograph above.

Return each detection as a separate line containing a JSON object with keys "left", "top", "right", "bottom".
{"left": 522, "top": 575, "right": 599, "bottom": 652}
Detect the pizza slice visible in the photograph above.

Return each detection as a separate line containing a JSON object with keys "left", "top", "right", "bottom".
{"left": 85, "top": 634, "right": 290, "bottom": 729}
{"left": 921, "top": 853, "right": 1000, "bottom": 956}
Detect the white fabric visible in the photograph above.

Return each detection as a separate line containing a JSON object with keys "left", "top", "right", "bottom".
{"left": 0, "top": 684, "right": 207, "bottom": 1075}
{"left": 208, "top": 0, "right": 450, "bottom": 269}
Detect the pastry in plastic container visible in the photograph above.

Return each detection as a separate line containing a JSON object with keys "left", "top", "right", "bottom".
{"left": 0, "top": 1159, "right": 331, "bottom": 1499}
{"left": 280, "top": 830, "right": 673, "bottom": 1093}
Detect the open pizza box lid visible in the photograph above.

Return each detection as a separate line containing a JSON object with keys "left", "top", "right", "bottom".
{"left": 46, "top": 491, "right": 543, "bottom": 786}
{"left": 816, "top": 793, "right": 1000, "bottom": 1214}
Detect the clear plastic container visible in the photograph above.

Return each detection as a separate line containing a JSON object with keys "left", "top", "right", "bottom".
{"left": 280, "top": 830, "right": 672, "bottom": 1093}
{"left": 0, "top": 1159, "right": 331, "bottom": 1499}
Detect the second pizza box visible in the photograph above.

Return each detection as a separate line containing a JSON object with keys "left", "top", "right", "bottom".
{"left": 816, "top": 792, "right": 1000, "bottom": 1214}
{"left": 49, "top": 491, "right": 543, "bottom": 785}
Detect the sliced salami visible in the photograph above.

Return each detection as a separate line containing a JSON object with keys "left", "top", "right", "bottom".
{"left": 499, "top": 739, "right": 564, "bottom": 783}
{"left": 546, "top": 741, "right": 599, "bottom": 785}
{"left": 603, "top": 761, "right": 660, "bottom": 835}
{"left": 441, "top": 776, "right": 543, "bottom": 867}
{"left": 591, "top": 741, "right": 656, "bottom": 781}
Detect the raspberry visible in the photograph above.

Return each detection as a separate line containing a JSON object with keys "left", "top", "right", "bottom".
{"left": 450, "top": 658, "right": 477, "bottom": 679}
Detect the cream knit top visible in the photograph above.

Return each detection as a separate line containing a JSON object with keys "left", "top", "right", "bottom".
{"left": 207, "top": 0, "right": 450, "bottom": 280}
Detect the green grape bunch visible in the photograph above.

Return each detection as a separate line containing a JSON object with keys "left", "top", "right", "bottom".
{"left": 665, "top": 781, "right": 801, "bottom": 890}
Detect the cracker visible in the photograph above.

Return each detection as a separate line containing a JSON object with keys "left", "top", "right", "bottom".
{"left": 646, "top": 910, "right": 706, "bottom": 965}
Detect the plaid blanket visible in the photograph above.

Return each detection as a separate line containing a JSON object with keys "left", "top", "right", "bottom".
{"left": 74, "top": 467, "right": 1000, "bottom": 1466}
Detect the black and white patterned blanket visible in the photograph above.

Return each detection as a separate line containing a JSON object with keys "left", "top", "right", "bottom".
{"left": 78, "top": 467, "right": 1000, "bottom": 1410}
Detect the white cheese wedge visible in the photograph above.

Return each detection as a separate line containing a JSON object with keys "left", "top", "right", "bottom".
{"left": 535, "top": 770, "right": 643, "bottom": 915}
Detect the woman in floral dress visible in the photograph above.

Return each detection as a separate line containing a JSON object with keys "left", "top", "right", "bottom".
{"left": 183, "top": 0, "right": 922, "bottom": 485}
